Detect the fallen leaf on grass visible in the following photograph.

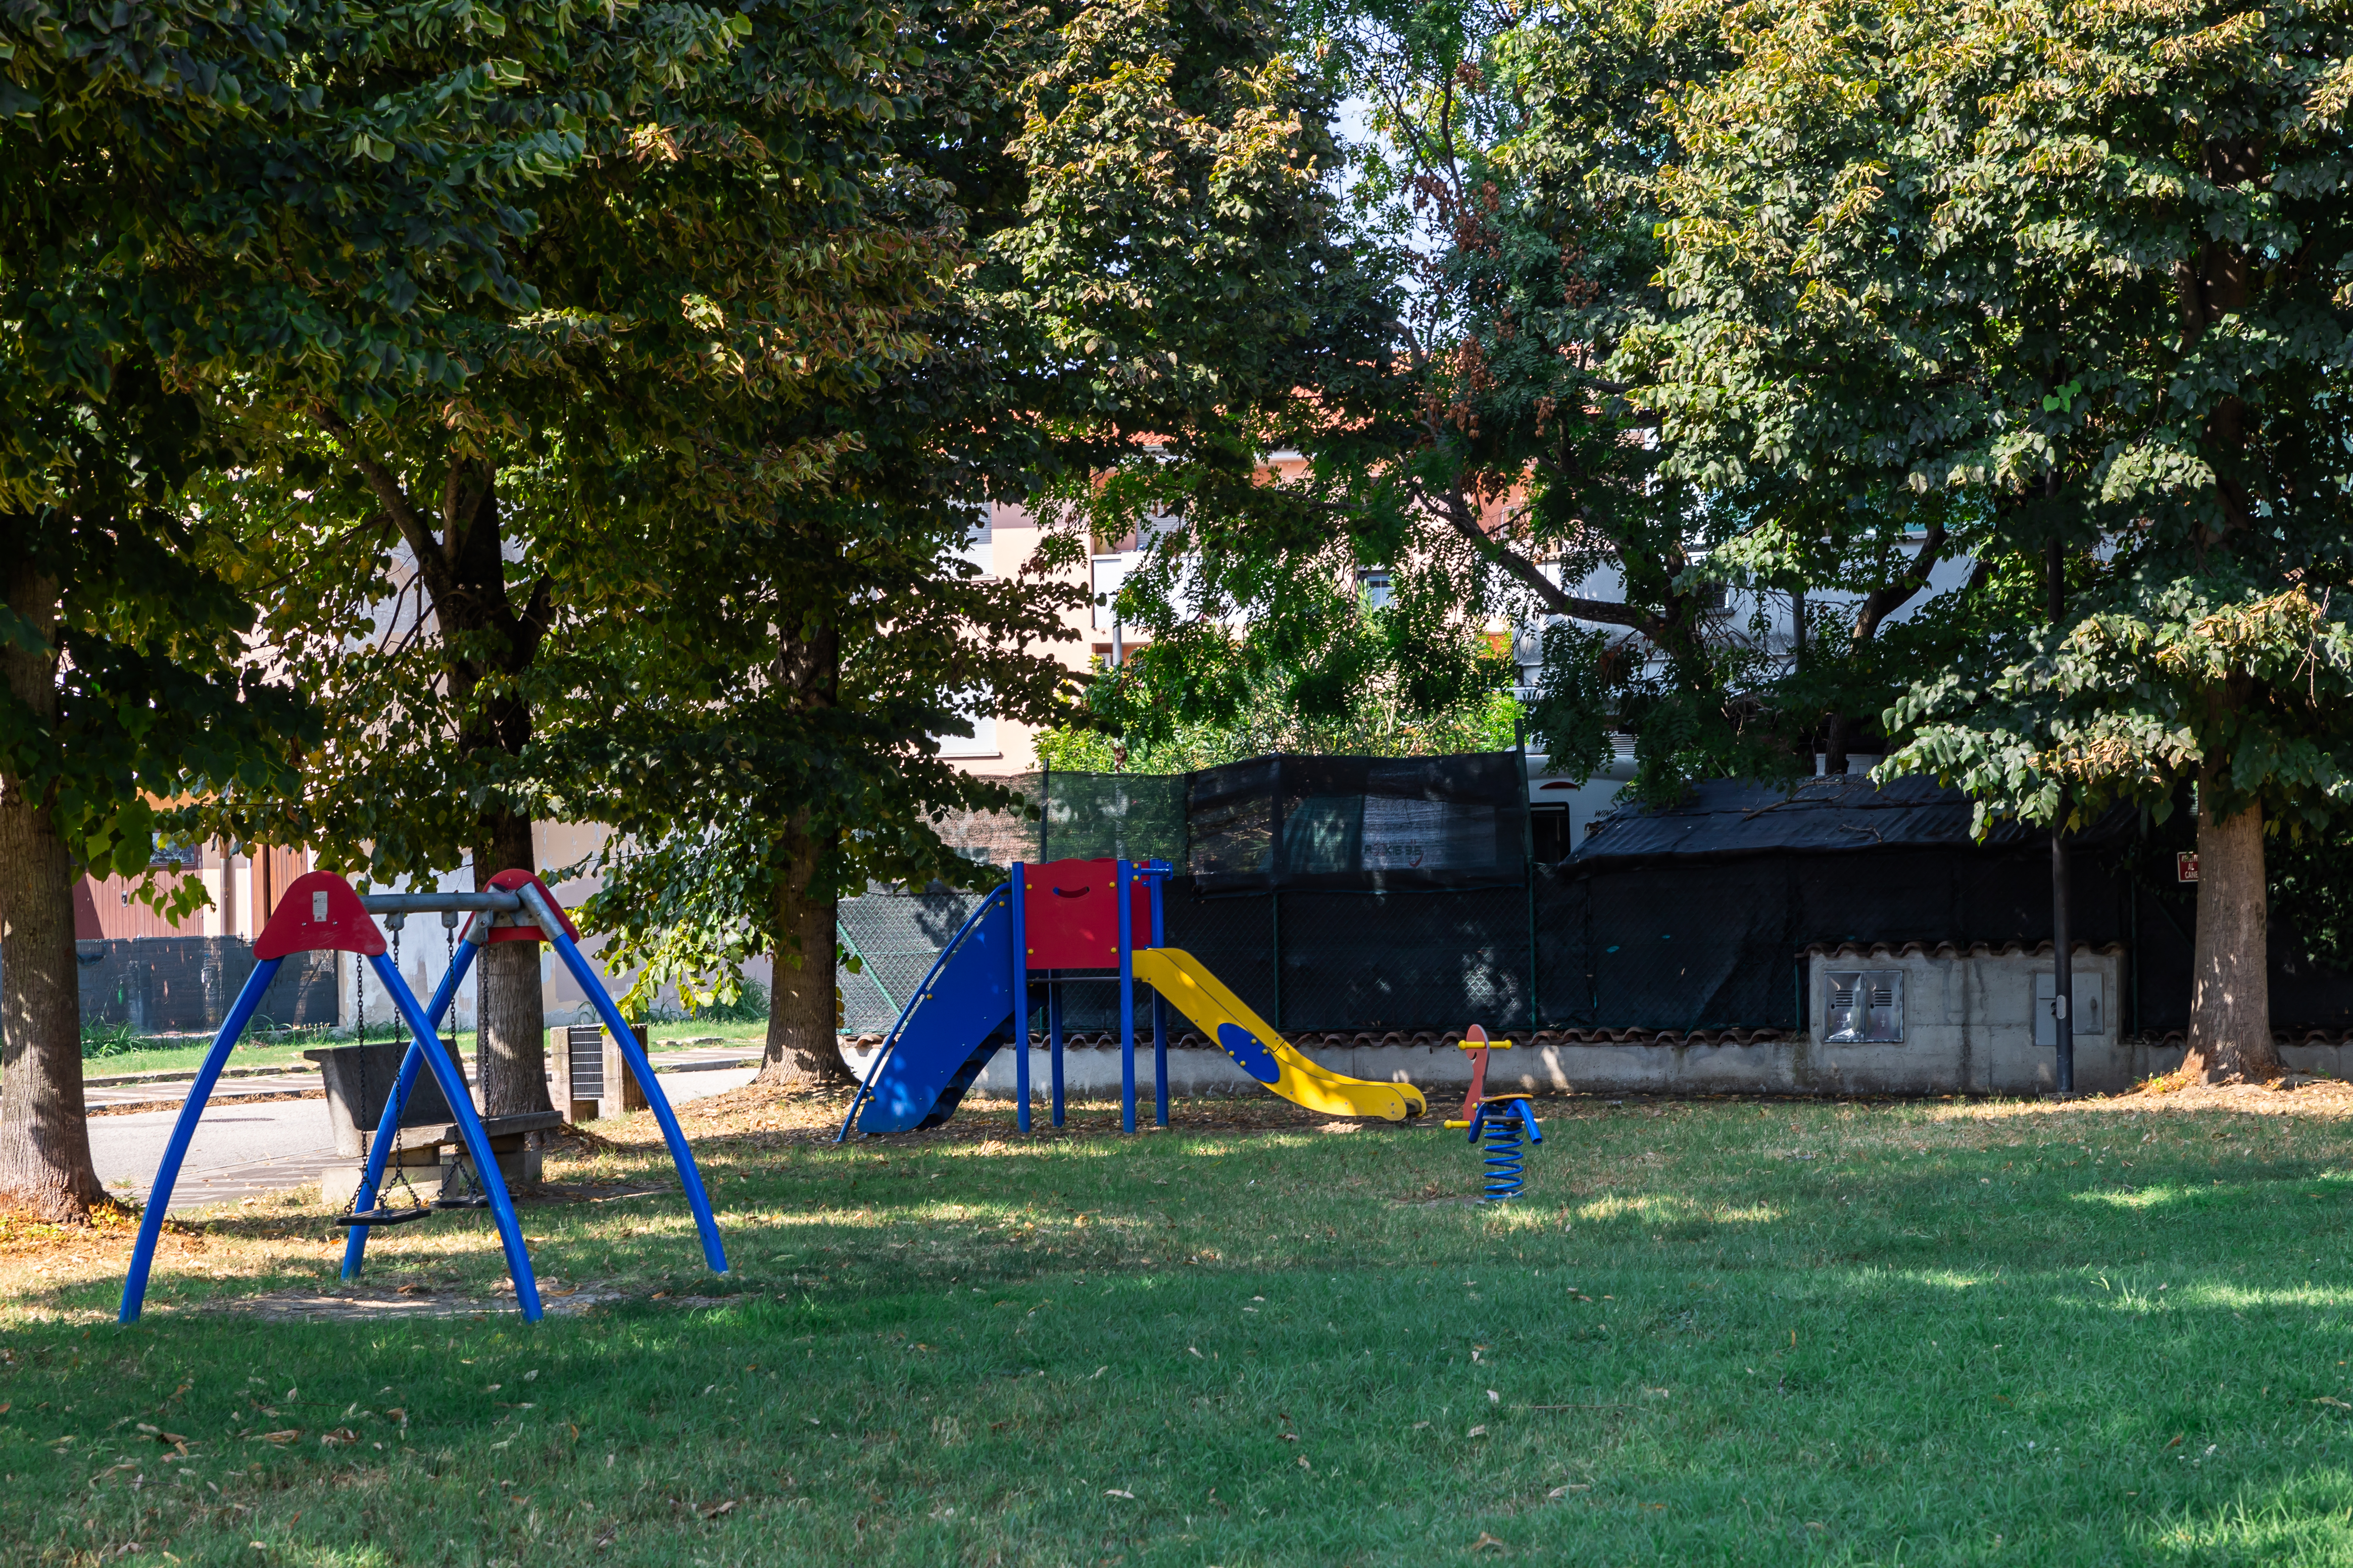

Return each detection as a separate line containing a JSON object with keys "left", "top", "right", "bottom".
{"left": 2166, "top": 1433, "right": 2185, "bottom": 1448}
{"left": 1187, "top": 1347, "right": 1203, "bottom": 1359}
{"left": 2316, "top": 1398, "right": 2352, "bottom": 1410}
{"left": 1548, "top": 1485, "right": 1589, "bottom": 1498}
{"left": 1296, "top": 1456, "right": 1311, "bottom": 1471}
{"left": 1469, "top": 1533, "right": 1508, "bottom": 1553}
{"left": 1467, "top": 1425, "right": 1488, "bottom": 1438}
{"left": 1104, "top": 1489, "right": 1135, "bottom": 1499}
{"left": 700, "top": 1499, "right": 736, "bottom": 1520}
{"left": 251, "top": 1430, "right": 301, "bottom": 1445}
{"left": 320, "top": 1429, "right": 358, "bottom": 1447}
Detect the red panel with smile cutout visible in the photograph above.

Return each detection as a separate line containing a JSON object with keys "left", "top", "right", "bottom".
{"left": 1021, "top": 857, "right": 1152, "bottom": 970}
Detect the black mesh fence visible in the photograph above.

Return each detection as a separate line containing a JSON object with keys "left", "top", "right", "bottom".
{"left": 835, "top": 756, "right": 2353, "bottom": 1039}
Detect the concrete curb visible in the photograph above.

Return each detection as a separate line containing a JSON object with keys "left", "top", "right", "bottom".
{"left": 71, "top": 1051, "right": 760, "bottom": 1094}
{"left": 85, "top": 1061, "right": 321, "bottom": 1087}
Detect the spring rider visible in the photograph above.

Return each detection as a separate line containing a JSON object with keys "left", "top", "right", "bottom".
{"left": 1447, "top": 1024, "right": 1541, "bottom": 1200}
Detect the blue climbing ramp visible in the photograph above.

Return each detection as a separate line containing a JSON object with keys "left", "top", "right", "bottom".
{"left": 846, "top": 889, "right": 1018, "bottom": 1135}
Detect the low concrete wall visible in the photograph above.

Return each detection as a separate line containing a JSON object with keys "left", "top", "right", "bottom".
{"left": 843, "top": 1031, "right": 2353, "bottom": 1104}
{"left": 837, "top": 941, "right": 2353, "bottom": 1102}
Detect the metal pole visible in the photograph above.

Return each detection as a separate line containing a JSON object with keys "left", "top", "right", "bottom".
{"left": 1118, "top": 857, "right": 1137, "bottom": 1133}
{"left": 2049, "top": 533, "right": 2074, "bottom": 1096}
{"left": 2053, "top": 808, "right": 2075, "bottom": 1095}
{"left": 1517, "top": 719, "right": 1538, "bottom": 1033}
{"left": 1048, "top": 975, "right": 1066, "bottom": 1127}
{"left": 119, "top": 959, "right": 284, "bottom": 1322}
{"left": 373, "top": 950, "right": 545, "bottom": 1320}
{"left": 1150, "top": 861, "right": 1169, "bottom": 1128}
{"left": 358, "top": 891, "right": 522, "bottom": 915}
{"left": 517, "top": 882, "right": 730, "bottom": 1273}
{"left": 1268, "top": 889, "right": 1283, "bottom": 1031}
{"left": 1010, "top": 863, "right": 1031, "bottom": 1132}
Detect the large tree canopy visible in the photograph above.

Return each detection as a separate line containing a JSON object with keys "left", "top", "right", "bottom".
{"left": 0, "top": 0, "right": 646, "bottom": 1211}
{"left": 188, "top": 0, "right": 945, "bottom": 1104}
{"left": 565, "top": 0, "right": 1384, "bottom": 1081}
{"left": 1635, "top": 0, "right": 2353, "bottom": 1078}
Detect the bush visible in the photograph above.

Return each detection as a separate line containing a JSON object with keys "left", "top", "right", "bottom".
{"left": 81, "top": 1021, "right": 155, "bottom": 1059}
{"left": 690, "top": 979, "right": 769, "bottom": 1025}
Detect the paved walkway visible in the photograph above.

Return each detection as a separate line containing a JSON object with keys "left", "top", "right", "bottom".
{"left": 79, "top": 1042, "right": 759, "bottom": 1111}
{"left": 89, "top": 1062, "right": 760, "bottom": 1212}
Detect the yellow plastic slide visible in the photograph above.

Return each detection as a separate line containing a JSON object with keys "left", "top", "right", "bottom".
{"left": 1133, "top": 948, "right": 1427, "bottom": 1122}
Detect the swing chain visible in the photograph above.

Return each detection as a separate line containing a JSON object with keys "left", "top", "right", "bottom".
{"left": 339, "top": 910, "right": 429, "bottom": 1225}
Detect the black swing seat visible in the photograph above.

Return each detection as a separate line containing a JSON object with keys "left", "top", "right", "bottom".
{"left": 433, "top": 1194, "right": 491, "bottom": 1211}
{"left": 339, "top": 1205, "right": 436, "bottom": 1229}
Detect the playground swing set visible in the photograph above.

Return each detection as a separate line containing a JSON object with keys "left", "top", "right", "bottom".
{"left": 118, "top": 869, "right": 729, "bottom": 1325}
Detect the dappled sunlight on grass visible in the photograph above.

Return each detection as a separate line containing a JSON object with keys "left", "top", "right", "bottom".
{"left": 13, "top": 1087, "right": 2353, "bottom": 1562}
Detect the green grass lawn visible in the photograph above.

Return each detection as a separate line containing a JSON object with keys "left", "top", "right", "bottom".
{"left": 79, "top": 1020, "right": 768, "bottom": 1081}
{"left": 7, "top": 1090, "right": 2353, "bottom": 1564}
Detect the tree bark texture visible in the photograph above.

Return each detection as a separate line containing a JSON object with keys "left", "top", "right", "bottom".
{"left": 341, "top": 442, "right": 556, "bottom": 1118}
{"left": 2182, "top": 794, "right": 2280, "bottom": 1082}
{"left": 1823, "top": 713, "right": 1852, "bottom": 775}
{"left": 758, "top": 618, "right": 852, "bottom": 1089}
{"left": 759, "top": 817, "right": 852, "bottom": 1088}
{"left": 0, "top": 561, "right": 109, "bottom": 1219}
{"left": 473, "top": 811, "right": 554, "bottom": 1117}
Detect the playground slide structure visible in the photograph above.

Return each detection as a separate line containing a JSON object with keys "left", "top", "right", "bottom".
{"left": 841, "top": 857, "right": 1426, "bottom": 1139}
{"left": 1130, "top": 948, "right": 1421, "bottom": 1121}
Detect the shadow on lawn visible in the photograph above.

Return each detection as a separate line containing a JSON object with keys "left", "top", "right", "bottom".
{"left": 7, "top": 1093, "right": 2349, "bottom": 1327}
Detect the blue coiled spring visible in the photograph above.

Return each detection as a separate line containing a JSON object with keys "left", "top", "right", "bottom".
{"left": 1480, "top": 1112, "right": 1526, "bottom": 1201}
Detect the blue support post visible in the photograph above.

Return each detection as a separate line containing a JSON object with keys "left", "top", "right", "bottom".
{"left": 372, "top": 952, "right": 544, "bottom": 1320}
{"left": 341, "top": 931, "right": 483, "bottom": 1282}
{"left": 517, "top": 883, "right": 730, "bottom": 1275}
{"left": 1010, "top": 864, "right": 1031, "bottom": 1132}
{"left": 119, "top": 959, "right": 284, "bottom": 1323}
{"left": 1048, "top": 977, "right": 1065, "bottom": 1128}
{"left": 1149, "top": 862, "right": 1169, "bottom": 1127}
{"left": 1117, "top": 857, "right": 1136, "bottom": 1134}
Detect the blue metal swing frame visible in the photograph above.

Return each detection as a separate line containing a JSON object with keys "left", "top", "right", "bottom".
{"left": 118, "top": 873, "right": 728, "bottom": 1325}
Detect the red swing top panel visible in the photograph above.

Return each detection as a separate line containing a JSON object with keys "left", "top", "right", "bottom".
{"left": 254, "top": 872, "right": 386, "bottom": 958}
{"left": 1021, "top": 857, "right": 1153, "bottom": 971}
{"left": 481, "top": 868, "right": 582, "bottom": 944}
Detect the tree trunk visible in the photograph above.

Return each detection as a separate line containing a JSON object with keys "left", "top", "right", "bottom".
{"left": 2182, "top": 793, "right": 2279, "bottom": 1082}
{"left": 473, "top": 813, "right": 554, "bottom": 1117}
{"left": 1823, "top": 712, "right": 1851, "bottom": 775}
{"left": 0, "top": 563, "right": 108, "bottom": 1219}
{"left": 758, "top": 817, "right": 852, "bottom": 1088}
